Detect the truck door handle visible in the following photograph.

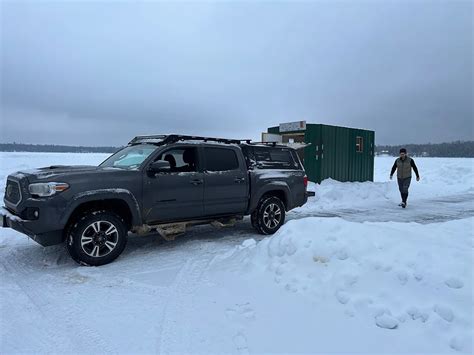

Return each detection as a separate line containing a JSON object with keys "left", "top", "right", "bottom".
{"left": 190, "top": 179, "right": 203, "bottom": 186}
{"left": 234, "top": 177, "right": 245, "bottom": 183}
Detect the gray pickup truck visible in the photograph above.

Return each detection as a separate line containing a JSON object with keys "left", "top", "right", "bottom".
{"left": 1, "top": 134, "right": 312, "bottom": 265}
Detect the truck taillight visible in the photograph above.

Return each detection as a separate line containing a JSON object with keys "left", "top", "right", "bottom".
{"left": 303, "top": 175, "right": 308, "bottom": 188}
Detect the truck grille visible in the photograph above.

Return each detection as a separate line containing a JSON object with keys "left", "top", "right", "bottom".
{"left": 5, "top": 180, "right": 21, "bottom": 205}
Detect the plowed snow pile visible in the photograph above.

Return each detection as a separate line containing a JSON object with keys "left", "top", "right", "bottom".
{"left": 218, "top": 217, "right": 473, "bottom": 352}
{"left": 298, "top": 157, "right": 474, "bottom": 212}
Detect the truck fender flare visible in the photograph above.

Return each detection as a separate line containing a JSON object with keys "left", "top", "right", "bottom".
{"left": 248, "top": 183, "right": 292, "bottom": 213}
{"left": 60, "top": 188, "right": 142, "bottom": 227}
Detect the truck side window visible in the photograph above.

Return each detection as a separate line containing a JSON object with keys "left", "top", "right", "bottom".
{"left": 254, "top": 147, "right": 272, "bottom": 162}
{"left": 269, "top": 150, "right": 293, "bottom": 166}
{"left": 156, "top": 148, "right": 197, "bottom": 172}
{"left": 204, "top": 147, "right": 239, "bottom": 171}
{"left": 240, "top": 145, "right": 256, "bottom": 169}
{"left": 254, "top": 147, "right": 297, "bottom": 169}
{"left": 290, "top": 150, "right": 304, "bottom": 169}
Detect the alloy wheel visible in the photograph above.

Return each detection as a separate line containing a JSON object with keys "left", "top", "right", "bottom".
{"left": 263, "top": 203, "right": 282, "bottom": 229}
{"left": 80, "top": 220, "right": 119, "bottom": 258}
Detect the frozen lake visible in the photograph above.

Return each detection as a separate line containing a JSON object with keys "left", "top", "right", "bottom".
{"left": 0, "top": 153, "right": 472, "bottom": 354}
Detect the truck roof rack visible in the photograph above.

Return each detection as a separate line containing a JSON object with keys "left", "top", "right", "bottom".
{"left": 129, "top": 134, "right": 245, "bottom": 146}
{"left": 244, "top": 141, "right": 278, "bottom": 147}
{"left": 242, "top": 141, "right": 310, "bottom": 149}
{"left": 129, "top": 134, "right": 304, "bottom": 149}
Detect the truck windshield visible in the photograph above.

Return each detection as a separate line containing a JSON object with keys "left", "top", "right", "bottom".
{"left": 100, "top": 144, "right": 157, "bottom": 169}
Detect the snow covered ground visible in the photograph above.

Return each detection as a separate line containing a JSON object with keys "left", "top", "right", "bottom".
{"left": 0, "top": 153, "right": 472, "bottom": 354}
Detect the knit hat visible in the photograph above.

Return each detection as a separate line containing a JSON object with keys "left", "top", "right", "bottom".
{"left": 400, "top": 148, "right": 407, "bottom": 153}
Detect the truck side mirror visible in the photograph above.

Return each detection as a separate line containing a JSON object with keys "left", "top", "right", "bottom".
{"left": 148, "top": 160, "right": 171, "bottom": 173}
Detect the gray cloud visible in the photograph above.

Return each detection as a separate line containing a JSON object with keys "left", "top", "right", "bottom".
{"left": 1, "top": 0, "right": 472, "bottom": 146}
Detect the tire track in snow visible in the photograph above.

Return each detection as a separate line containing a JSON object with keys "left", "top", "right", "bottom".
{"left": 156, "top": 244, "right": 216, "bottom": 353}
{"left": 0, "top": 265, "right": 70, "bottom": 352}
{"left": 1, "top": 248, "right": 117, "bottom": 353}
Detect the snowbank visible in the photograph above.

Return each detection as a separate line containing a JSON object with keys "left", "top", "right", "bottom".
{"left": 295, "top": 157, "right": 474, "bottom": 214}
{"left": 220, "top": 217, "right": 473, "bottom": 353}
{"left": 375, "top": 156, "right": 474, "bottom": 195}
{"left": 303, "top": 178, "right": 395, "bottom": 210}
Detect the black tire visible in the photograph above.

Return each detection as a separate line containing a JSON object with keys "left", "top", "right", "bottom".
{"left": 252, "top": 196, "right": 286, "bottom": 235}
{"left": 251, "top": 210, "right": 262, "bottom": 234}
{"left": 66, "top": 210, "right": 128, "bottom": 266}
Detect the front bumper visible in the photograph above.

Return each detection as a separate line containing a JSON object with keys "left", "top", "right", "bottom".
{"left": 1, "top": 207, "right": 63, "bottom": 246}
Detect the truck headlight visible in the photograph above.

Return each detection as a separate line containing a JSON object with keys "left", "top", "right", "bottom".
{"left": 28, "top": 182, "right": 70, "bottom": 197}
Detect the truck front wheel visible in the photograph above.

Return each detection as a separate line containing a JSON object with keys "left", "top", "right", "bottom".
{"left": 66, "top": 211, "right": 128, "bottom": 266}
{"left": 252, "top": 196, "right": 285, "bottom": 235}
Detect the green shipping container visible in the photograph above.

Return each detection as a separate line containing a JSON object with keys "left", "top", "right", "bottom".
{"left": 268, "top": 123, "right": 375, "bottom": 183}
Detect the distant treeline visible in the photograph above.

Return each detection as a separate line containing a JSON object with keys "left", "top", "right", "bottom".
{"left": 1, "top": 141, "right": 473, "bottom": 157}
{"left": 0, "top": 143, "right": 120, "bottom": 153}
{"left": 376, "top": 141, "right": 474, "bottom": 157}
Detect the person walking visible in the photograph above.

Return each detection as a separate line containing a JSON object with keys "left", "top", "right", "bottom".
{"left": 390, "top": 148, "right": 420, "bottom": 208}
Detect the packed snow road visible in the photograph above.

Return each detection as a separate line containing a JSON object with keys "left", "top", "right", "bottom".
{"left": 0, "top": 153, "right": 472, "bottom": 354}
{"left": 292, "top": 189, "right": 474, "bottom": 224}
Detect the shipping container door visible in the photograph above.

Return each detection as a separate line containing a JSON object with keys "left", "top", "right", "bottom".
{"left": 335, "top": 127, "right": 350, "bottom": 182}
{"left": 369, "top": 130, "right": 375, "bottom": 181}
{"left": 349, "top": 129, "right": 358, "bottom": 181}
{"left": 321, "top": 125, "right": 336, "bottom": 181}
{"left": 304, "top": 124, "right": 321, "bottom": 183}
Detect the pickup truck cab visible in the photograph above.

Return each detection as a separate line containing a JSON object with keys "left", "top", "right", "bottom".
{"left": 1, "top": 134, "right": 312, "bottom": 265}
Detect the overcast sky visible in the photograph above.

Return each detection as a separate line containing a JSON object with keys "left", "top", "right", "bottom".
{"left": 1, "top": 0, "right": 472, "bottom": 146}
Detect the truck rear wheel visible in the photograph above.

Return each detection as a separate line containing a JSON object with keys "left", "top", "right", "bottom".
{"left": 66, "top": 210, "right": 127, "bottom": 266}
{"left": 251, "top": 210, "right": 261, "bottom": 233}
{"left": 252, "top": 196, "right": 285, "bottom": 235}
